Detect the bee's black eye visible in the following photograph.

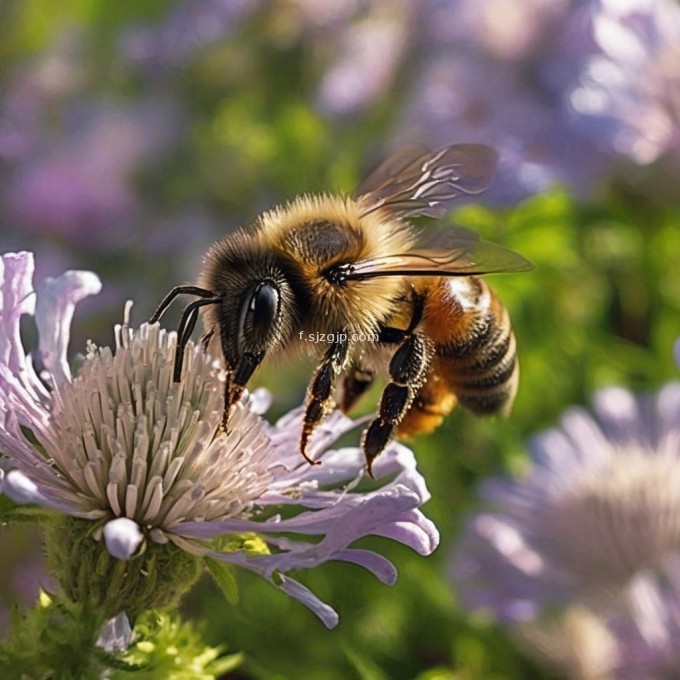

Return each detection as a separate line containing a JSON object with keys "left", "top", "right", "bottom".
{"left": 242, "top": 282, "right": 279, "bottom": 342}
{"left": 252, "top": 283, "right": 279, "bottom": 330}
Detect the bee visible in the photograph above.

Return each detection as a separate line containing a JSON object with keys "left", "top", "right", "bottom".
{"left": 150, "top": 144, "right": 532, "bottom": 475}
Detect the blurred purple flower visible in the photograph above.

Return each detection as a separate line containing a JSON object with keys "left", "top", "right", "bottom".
{"left": 0, "top": 251, "right": 438, "bottom": 627}
{"left": 606, "top": 557, "right": 680, "bottom": 678}
{"left": 395, "top": 52, "right": 605, "bottom": 202}
{"left": 121, "top": 0, "right": 258, "bottom": 74}
{"left": 5, "top": 102, "right": 178, "bottom": 242}
{"left": 452, "top": 377, "right": 680, "bottom": 623}
{"left": 567, "top": 0, "right": 680, "bottom": 164}
{"left": 0, "top": 31, "right": 85, "bottom": 162}
{"left": 315, "top": 3, "right": 412, "bottom": 117}
{"left": 390, "top": 0, "right": 609, "bottom": 202}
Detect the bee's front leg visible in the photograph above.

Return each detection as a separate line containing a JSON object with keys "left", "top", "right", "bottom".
{"left": 221, "top": 351, "right": 264, "bottom": 429}
{"left": 300, "top": 332, "right": 350, "bottom": 464}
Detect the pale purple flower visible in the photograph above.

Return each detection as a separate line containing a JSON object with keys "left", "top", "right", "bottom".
{"left": 567, "top": 0, "right": 680, "bottom": 164}
{"left": 315, "top": 3, "right": 412, "bottom": 117}
{"left": 395, "top": 52, "right": 605, "bottom": 202}
{"left": 517, "top": 557, "right": 680, "bottom": 678}
{"left": 452, "top": 379, "right": 680, "bottom": 623}
{"left": 390, "top": 0, "right": 608, "bottom": 202}
{"left": 5, "top": 102, "right": 178, "bottom": 241}
{"left": 0, "top": 251, "right": 438, "bottom": 627}
{"left": 608, "top": 557, "right": 680, "bottom": 678}
{"left": 121, "top": 0, "right": 258, "bottom": 74}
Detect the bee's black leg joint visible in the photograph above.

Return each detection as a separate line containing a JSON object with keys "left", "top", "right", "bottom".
{"left": 361, "top": 331, "right": 433, "bottom": 473}
{"left": 224, "top": 352, "right": 264, "bottom": 412}
{"left": 301, "top": 331, "right": 350, "bottom": 463}
{"left": 171, "top": 296, "right": 222, "bottom": 382}
{"left": 149, "top": 285, "right": 217, "bottom": 324}
{"left": 339, "top": 365, "right": 374, "bottom": 413}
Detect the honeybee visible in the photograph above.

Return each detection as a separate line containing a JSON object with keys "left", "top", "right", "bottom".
{"left": 150, "top": 144, "right": 532, "bottom": 475}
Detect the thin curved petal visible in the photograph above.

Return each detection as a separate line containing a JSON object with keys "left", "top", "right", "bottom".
{"left": 0, "top": 253, "right": 47, "bottom": 404}
{"left": 371, "top": 510, "right": 439, "bottom": 555}
{"left": 332, "top": 548, "right": 398, "bottom": 585}
{"left": 1, "top": 469, "right": 78, "bottom": 514}
{"left": 35, "top": 270, "right": 102, "bottom": 387}
{"left": 277, "top": 575, "right": 339, "bottom": 629}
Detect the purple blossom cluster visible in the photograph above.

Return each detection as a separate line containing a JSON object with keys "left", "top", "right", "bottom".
{"left": 390, "top": 0, "right": 680, "bottom": 201}
{"left": 452, "top": 342, "right": 680, "bottom": 676}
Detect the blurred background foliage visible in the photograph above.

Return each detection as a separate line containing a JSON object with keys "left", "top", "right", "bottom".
{"left": 0, "top": 0, "right": 678, "bottom": 678}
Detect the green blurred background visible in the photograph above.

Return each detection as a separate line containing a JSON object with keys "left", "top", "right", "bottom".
{"left": 1, "top": 1, "right": 678, "bottom": 677}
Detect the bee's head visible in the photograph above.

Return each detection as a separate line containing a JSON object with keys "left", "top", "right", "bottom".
{"left": 199, "top": 233, "right": 298, "bottom": 395}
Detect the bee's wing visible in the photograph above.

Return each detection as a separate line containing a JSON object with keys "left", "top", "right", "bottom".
{"left": 354, "top": 144, "right": 499, "bottom": 219}
{"left": 343, "top": 238, "right": 533, "bottom": 280}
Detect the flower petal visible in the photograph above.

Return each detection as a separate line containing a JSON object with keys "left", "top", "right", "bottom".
{"left": 96, "top": 612, "right": 133, "bottom": 652}
{"left": 103, "top": 517, "right": 144, "bottom": 560}
{"left": 371, "top": 509, "right": 440, "bottom": 555}
{"left": 35, "top": 269, "right": 101, "bottom": 386}
{"left": 0, "top": 253, "right": 49, "bottom": 406}
{"left": 332, "top": 548, "right": 398, "bottom": 585}
{"left": 276, "top": 575, "right": 339, "bottom": 629}
{"left": 0, "top": 468, "right": 75, "bottom": 513}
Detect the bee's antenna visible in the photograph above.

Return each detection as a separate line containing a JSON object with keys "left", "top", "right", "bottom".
{"left": 149, "top": 285, "right": 217, "bottom": 324}
{"left": 172, "top": 296, "right": 222, "bottom": 381}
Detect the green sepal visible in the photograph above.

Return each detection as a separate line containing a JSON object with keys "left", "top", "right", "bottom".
{"left": 44, "top": 516, "right": 202, "bottom": 618}
{"left": 205, "top": 557, "right": 240, "bottom": 605}
{"left": 0, "top": 593, "right": 108, "bottom": 680}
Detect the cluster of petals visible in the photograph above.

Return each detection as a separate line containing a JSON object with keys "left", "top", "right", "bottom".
{"left": 453, "top": 370, "right": 680, "bottom": 623}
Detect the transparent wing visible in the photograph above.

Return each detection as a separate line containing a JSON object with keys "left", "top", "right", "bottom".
{"left": 354, "top": 143, "right": 499, "bottom": 219}
{"left": 342, "top": 238, "right": 533, "bottom": 280}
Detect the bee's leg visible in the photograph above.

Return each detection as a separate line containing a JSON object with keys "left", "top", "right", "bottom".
{"left": 339, "top": 364, "right": 374, "bottom": 413}
{"left": 362, "top": 332, "right": 433, "bottom": 477}
{"left": 300, "top": 333, "right": 350, "bottom": 464}
{"left": 221, "top": 351, "right": 264, "bottom": 429}
{"left": 362, "top": 294, "right": 431, "bottom": 476}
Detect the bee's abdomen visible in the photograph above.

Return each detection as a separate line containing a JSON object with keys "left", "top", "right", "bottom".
{"left": 421, "top": 277, "right": 518, "bottom": 417}
{"left": 440, "top": 295, "right": 518, "bottom": 416}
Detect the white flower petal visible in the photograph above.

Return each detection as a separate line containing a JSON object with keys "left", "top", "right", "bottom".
{"left": 96, "top": 612, "right": 133, "bottom": 652}
{"left": 2, "top": 469, "right": 63, "bottom": 510}
{"left": 103, "top": 517, "right": 144, "bottom": 560}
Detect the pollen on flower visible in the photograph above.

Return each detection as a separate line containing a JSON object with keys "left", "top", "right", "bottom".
{"left": 34, "top": 323, "right": 273, "bottom": 535}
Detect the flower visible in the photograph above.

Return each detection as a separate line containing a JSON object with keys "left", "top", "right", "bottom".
{"left": 314, "top": 2, "right": 411, "bottom": 117}
{"left": 0, "top": 251, "right": 438, "bottom": 627}
{"left": 452, "top": 377, "right": 680, "bottom": 623}
{"left": 121, "top": 0, "right": 258, "bottom": 74}
{"left": 513, "top": 557, "right": 680, "bottom": 679}
{"left": 607, "top": 556, "right": 680, "bottom": 678}
{"left": 567, "top": 0, "right": 680, "bottom": 164}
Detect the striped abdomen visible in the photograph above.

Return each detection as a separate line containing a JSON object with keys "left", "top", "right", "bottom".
{"left": 397, "top": 276, "right": 518, "bottom": 438}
